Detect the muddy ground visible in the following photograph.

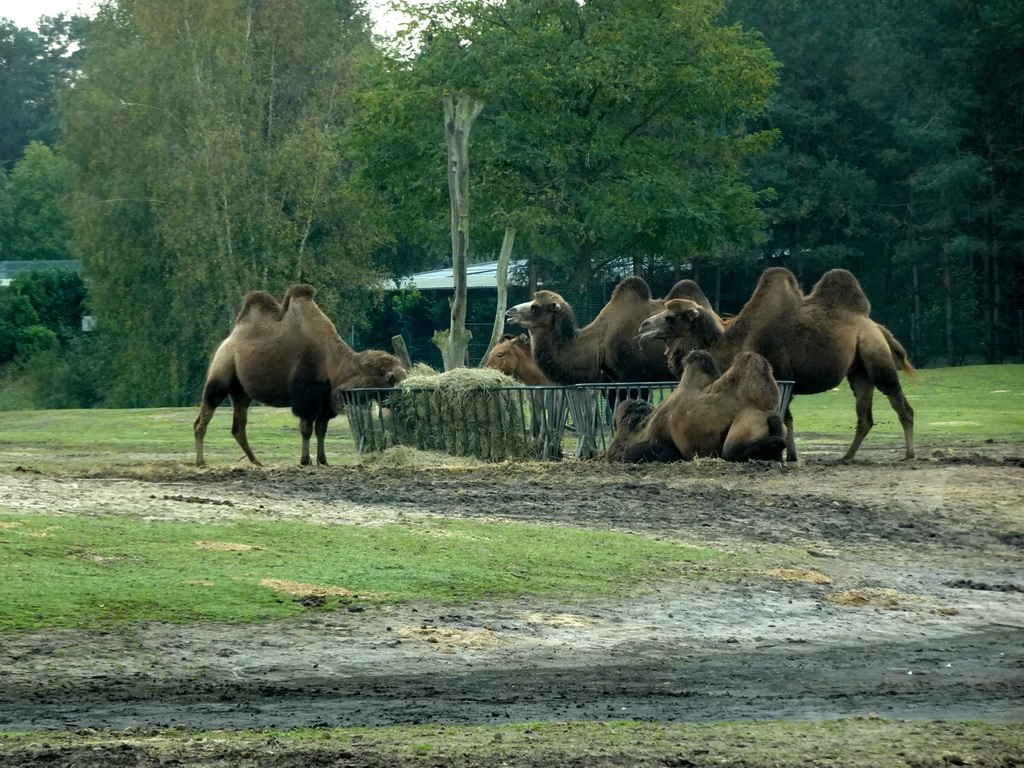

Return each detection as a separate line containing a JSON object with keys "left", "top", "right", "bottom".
{"left": 1, "top": 439, "right": 1023, "bottom": 765}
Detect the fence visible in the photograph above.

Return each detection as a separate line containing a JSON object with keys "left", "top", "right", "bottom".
{"left": 338, "top": 380, "right": 794, "bottom": 462}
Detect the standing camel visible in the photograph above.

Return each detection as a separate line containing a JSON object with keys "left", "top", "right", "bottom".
{"left": 638, "top": 267, "right": 915, "bottom": 461}
{"left": 194, "top": 285, "right": 407, "bottom": 467}
{"left": 505, "top": 276, "right": 711, "bottom": 385}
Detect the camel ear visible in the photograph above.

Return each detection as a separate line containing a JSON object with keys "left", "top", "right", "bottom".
{"left": 515, "top": 334, "right": 530, "bottom": 347}
{"left": 685, "top": 307, "right": 701, "bottom": 321}
{"left": 387, "top": 372, "right": 397, "bottom": 385}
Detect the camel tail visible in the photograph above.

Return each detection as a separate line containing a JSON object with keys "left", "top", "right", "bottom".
{"left": 880, "top": 324, "right": 918, "bottom": 379}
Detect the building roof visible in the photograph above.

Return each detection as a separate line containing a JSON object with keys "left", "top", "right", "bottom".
{"left": 396, "top": 260, "right": 529, "bottom": 291}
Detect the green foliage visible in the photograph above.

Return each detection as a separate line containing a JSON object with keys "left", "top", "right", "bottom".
{"left": 0, "top": 15, "right": 87, "bottom": 170}
{"left": 0, "top": 513, "right": 740, "bottom": 632}
{"left": 0, "top": 141, "right": 75, "bottom": 260}
{"left": 727, "top": 0, "right": 1024, "bottom": 365}
{"left": 0, "top": 267, "right": 86, "bottom": 367}
{"left": 350, "top": 0, "right": 779, "bottom": 282}
{"left": 60, "top": 0, "right": 388, "bottom": 406}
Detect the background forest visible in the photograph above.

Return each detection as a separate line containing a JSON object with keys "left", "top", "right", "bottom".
{"left": 0, "top": 0, "right": 1021, "bottom": 408}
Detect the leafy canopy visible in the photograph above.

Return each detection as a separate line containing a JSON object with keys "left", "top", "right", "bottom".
{"left": 352, "top": 0, "right": 779, "bottom": 280}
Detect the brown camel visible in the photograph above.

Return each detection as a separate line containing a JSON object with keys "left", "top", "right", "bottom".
{"left": 606, "top": 350, "right": 786, "bottom": 463}
{"left": 193, "top": 284, "right": 407, "bottom": 467}
{"left": 505, "top": 276, "right": 711, "bottom": 385}
{"left": 483, "top": 334, "right": 555, "bottom": 385}
{"left": 638, "top": 267, "right": 915, "bottom": 461}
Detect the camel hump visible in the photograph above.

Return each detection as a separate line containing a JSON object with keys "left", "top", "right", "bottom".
{"left": 611, "top": 276, "right": 653, "bottom": 302}
{"left": 279, "top": 284, "right": 319, "bottom": 315}
{"left": 680, "top": 349, "right": 721, "bottom": 389}
{"left": 665, "top": 279, "right": 712, "bottom": 309}
{"left": 237, "top": 290, "right": 283, "bottom": 322}
{"left": 284, "top": 284, "right": 317, "bottom": 301}
{"left": 808, "top": 269, "right": 871, "bottom": 315}
{"left": 709, "top": 351, "right": 779, "bottom": 410}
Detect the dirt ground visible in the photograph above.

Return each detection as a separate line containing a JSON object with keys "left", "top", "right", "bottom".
{"left": 1, "top": 438, "right": 1023, "bottom": 766}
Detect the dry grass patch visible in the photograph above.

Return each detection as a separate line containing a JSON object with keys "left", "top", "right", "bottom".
{"left": 194, "top": 540, "right": 264, "bottom": 552}
{"left": 259, "top": 579, "right": 364, "bottom": 598}
{"left": 760, "top": 568, "right": 832, "bottom": 584}
{"left": 826, "top": 587, "right": 923, "bottom": 609}
{"left": 520, "top": 611, "right": 599, "bottom": 628}
{"left": 394, "top": 625, "right": 504, "bottom": 652}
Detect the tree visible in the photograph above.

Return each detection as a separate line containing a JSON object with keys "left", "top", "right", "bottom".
{"left": 0, "top": 15, "right": 88, "bottom": 169}
{"left": 61, "top": 0, "right": 387, "bottom": 406}
{"left": 351, "top": 0, "right": 779, "bottom": 292}
{"left": 0, "top": 141, "right": 75, "bottom": 260}
{"left": 432, "top": 93, "right": 484, "bottom": 370}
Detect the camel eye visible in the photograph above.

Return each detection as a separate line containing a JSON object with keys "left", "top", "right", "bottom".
{"left": 496, "top": 353, "right": 506, "bottom": 359}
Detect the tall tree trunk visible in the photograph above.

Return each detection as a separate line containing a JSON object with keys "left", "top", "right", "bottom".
{"left": 942, "top": 254, "right": 955, "bottom": 365}
{"left": 482, "top": 227, "right": 517, "bottom": 364}
{"left": 911, "top": 261, "right": 921, "bottom": 361}
{"left": 433, "top": 94, "right": 484, "bottom": 370}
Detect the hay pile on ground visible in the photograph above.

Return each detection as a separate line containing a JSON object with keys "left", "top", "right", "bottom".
{"left": 345, "top": 366, "right": 551, "bottom": 461}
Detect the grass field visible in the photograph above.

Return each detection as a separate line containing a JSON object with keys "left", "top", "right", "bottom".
{"left": 0, "top": 364, "right": 1020, "bottom": 472}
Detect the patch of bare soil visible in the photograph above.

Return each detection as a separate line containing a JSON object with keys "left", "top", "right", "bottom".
{"left": 1, "top": 443, "right": 1023, "bottom": 766}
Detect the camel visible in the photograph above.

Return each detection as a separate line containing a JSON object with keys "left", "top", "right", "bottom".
{"left": 483, "top": 334, "right": 555, "bottom": 386}
{"left": 193, "top": 284, "right": 407, "bottom": 467}
{"left": 606, "top": 350, "right": 786, "bottom": 463}
{"left": 505, "top": 276, "right": 711, "bottom": 386}
{"left": 638, "top": 267, "right": 915, "bottom": 461}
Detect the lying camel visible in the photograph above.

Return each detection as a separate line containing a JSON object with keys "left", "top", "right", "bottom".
{"left": 483, "top": 334, "right": 555, "bottom": 385}
{"left": 639, "top": 267, "right": 915, "bottom": 461}
{"left": 193, "top": 284, "right": 407, "bottom": 467}
{"left": 505, "top": 276, "right": 710, "bottom": 385}
{"left": 606, "top": 350, "right": 786, "bottom": 463}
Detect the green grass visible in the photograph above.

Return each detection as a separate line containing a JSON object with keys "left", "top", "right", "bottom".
{"left": 0, "top": 513, "right": 746, "bottom": 632}
{"left": 0, "top": 405, "right": 354, "bottom": 471}
{"left": 790, "top": 363, "right": 1024, "bottom": 447}
{"left": 2, "top": 719, "right": 1022, "bottom": 767}
{"left": 0, "top": 364, "right": 1020, "bottom": 471}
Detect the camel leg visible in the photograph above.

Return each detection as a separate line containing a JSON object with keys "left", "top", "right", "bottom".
{"left": 783, "top": 406, "right": 798, "bottom": 462}
{"left": 229, "top": 391, "right": 263, "bottom": 466}
{"left": 298, "top": 419, "right": 314, "bottom": 466}
{"left": 723, "top": 410, "right": 786, "bottom": 462}
{"left": 314, "top": 417, "right": 330, "bottom": 466}
{"left": 194, "top": 379, "right": 231, "bottom": 468}
{"left": 841, "top": 373, "right": 875, "bottom": 461}
{"left": 880, "top": 383, "right": 915, "bottom": 460}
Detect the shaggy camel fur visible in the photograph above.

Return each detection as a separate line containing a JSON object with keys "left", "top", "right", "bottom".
{"left": 483, "top": 334, "right": 555, "bottom": 385}
{"left": 606, "top": 350, "right": 786, "bottom": 463}
{"left": 505, "top": 276, "right": 707, "bottom": 385}
{"left": 193, "top": 285, "right": 407, "bottom": 467}
{"left": 638, "top": 267, "right": 915, "bottom": 461}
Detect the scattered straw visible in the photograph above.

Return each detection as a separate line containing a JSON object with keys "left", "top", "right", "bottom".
{"left": 394, "top": 625, "right": 503, "bottom": 652}
{"left": 359, "top": 445, "right": 484, "bottom": 469}
{"left": 259, "top": 579, "right": 360, "bottom": 598}
{"left": 194, "top": 541, "right": 264, "bottom": 552}
{"left": 519, "top": 612, "right": 598, "bottom": 629}
{"left": 759, "top": 569, "right": 832, "bottom": 584}
{"left": 1, "top": 523, "right": 64, "bottom": 538}
{"left": 825, "top": 587, "right": 923, "bottom": 609}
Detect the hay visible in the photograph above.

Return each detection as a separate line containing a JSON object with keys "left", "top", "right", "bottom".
{"left": 358, "top": 445, "right": 485, "bottom": 469}
{"left": 345, "top": 367, "right": 553, "bottom": 461}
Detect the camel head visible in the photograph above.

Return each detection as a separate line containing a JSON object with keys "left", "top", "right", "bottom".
{"left": 484, "top": 333, "right": 530, "bottom": 378}
{"left": 506, "top": 291, "right": 569, "bottom": 330}
{"left": 638, "top": 299, "right": 704, "bottom": 341}
{"left": 337, "top": 350, "right": 408, "bottom": 390}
